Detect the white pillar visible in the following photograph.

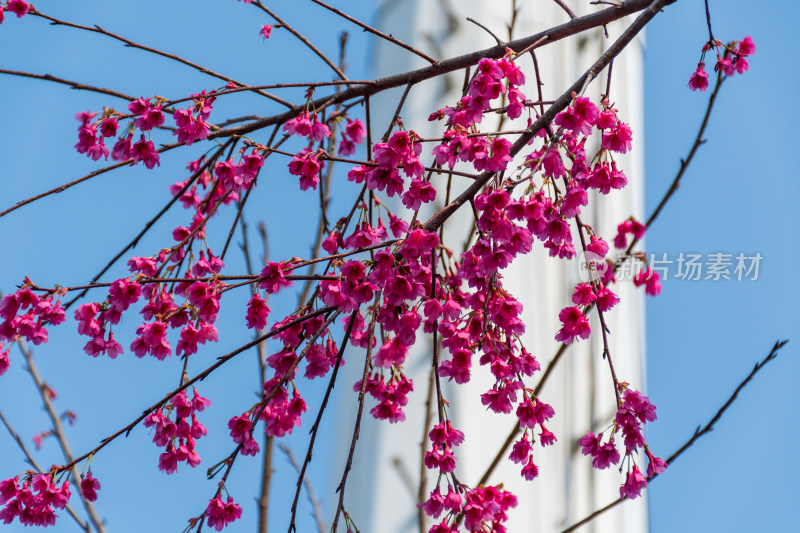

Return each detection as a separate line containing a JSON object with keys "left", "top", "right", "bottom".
{"left": 335, "top": 2, "right": 647, "bottom": 532}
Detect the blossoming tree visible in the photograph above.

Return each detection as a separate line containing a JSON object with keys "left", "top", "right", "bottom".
{"left": 0, "top": 1, "right": 781, "bottom": 532}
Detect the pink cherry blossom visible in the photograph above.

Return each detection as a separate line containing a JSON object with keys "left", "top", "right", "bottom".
{"left": 688, "top": 62, "right": 709, "bottom": 91}
{"left": 555, "top": 306, "right": 590, "bottom": 344}
{"left": 619, "top": 465, "right": 648, "bottom": 499}
{"left": 205, "top": 496, "right": 243, "bottom": 531}
{"left": 79, "top": 472, "right": 101, "bottom": 502}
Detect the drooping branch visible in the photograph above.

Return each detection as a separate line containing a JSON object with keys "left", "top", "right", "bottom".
{"left": 0, "top": 68, "right": 138, "bottom": 101}
{"left": 476, "top": 29, "right": 725, "bottom": 487}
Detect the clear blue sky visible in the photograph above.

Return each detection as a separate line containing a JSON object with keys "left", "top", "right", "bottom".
{"left": 0, "top": 1, "right": 796, "bottom": 532}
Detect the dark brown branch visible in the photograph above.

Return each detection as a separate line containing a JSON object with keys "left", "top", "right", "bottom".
{"left": 0, "top": 68, "right": 137, "bottom": 101}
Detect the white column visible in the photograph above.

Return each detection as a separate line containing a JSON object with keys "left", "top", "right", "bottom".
{"left": 334, "top": 2, "right": 647, "bottom": 532}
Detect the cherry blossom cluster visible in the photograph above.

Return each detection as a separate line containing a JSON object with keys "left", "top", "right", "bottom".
{"left": 578, "top": 385, "right": 667, "bottom": 499}
{"left": 0, "top": 0, "right": 31, "bottom": 21}
{"left": 421, "top": 419, "right": 519, "bottom": 533}
{"left": 0, "top": 474, "right": 70, "bottom": 526}
{"left": 0, "top": 286, "right": 66, "bottom": 354}
{"left": 689, "top": 35, "right": 756, "bottom": 91}
{"left": 204, "top": 496, "right": 242, "bottom": 531}
{"left": 143, "top": 387, "right": 211, "bottom": 475}
{"left": 73, "top": 91, "right": 217, "bottom": 168}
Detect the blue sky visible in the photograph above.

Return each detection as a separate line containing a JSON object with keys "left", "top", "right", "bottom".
{"left": 0, "top": 1, "right": 796, "bottom": 532}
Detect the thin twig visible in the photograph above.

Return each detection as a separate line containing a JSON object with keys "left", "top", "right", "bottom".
{"left": 553, "top": 0, "right": 578, "bottom": 19}
{"left": 560, "top": 340, "right": 789, "bottom": 533}
{"left": 310, "top": 0, "right": 436, "bottom": 64}
{"left": 332, "top": 292, "right": 381, "bottom": 532}
{"left": 29, "top": 8, "right": 291, "bottom": 107}
{"left": 0, "top": 68, "right": 137, "bottom": 101}
{"left": 278, "top": 444, "right": 327, "bottom": 533}
{"left": 251, "top": 1, "right": 349, "bottom": 82}
{"left": 466, "top": 17, "right": 503, "bottom": 46}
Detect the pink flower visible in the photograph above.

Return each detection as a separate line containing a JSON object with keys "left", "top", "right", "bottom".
{"left": 646, "top": 448, "right": 668, "bottom": 477}
{"left": 80, "top": 472, "right": 101, "bottom": 502}
{"left": 0, "top": 477, "right": 17, "bottom": 504}
{"left": 245, "top": 294, "right": 270, "bottom": 330}
{"left": 633, "top": 267, "right": 662, "bottom": 296}
{"left": 108, "top": 278, "right": 142, "bottom": 311}
{"left": 287, "top": 150, "right": 323, "bottom": 190}
{"left": 421, "top": 487, "right": 445, "bottom": 518}
{"left": 593, "top": 439, "right": 621, "bottom": 470}
{"left": 135, "top": 105, "right": 165, "bottom": 131}
{"left": 205, "top": 496, "right": 243, "bottom": 531}
{"left": 509, "top": 433, "right": 532, "bottom": 464}
{"left": 571, "top": 283, "right": 596, "bottom": 306}
{"left": 601, "top": 121, "right": 633, "bottom": 154}
{"left": 260, "top": 24, "right": 272, "bottom": 39}
{"left": 7, "top": 0, "right": 29, "bottom": 18}
{"left": 283, "top": 112, "right": 313, "bottom": 137}
{"left": 594, "top": 284, "right": 619, "bottom": 312}
{"left": 109, "top": 135, "right": 131, "bottom": 161}
{"left": 259, "top": 262, "right": 292, "bottom": 294}
{"left": 539, "top": 426, "right": 557, "bottom": 446}
{"left": 521, "top": 457, "right": 539, "bottom": 481}
{"left": 401, "top": 178, "right": 437, "bottom": 211}
{"left": 128, "top": 97, "right": 150, "bottom": 115}
{"left": 228, "top": 413, "right": 252, "bottom": 444}
{"left": 345, "top": 118, "right": 366, "bottom": 143}
{"left": 99, "top": 118, "right": 118, "bottom": 138}
{"left": 555, "top": 306, "right": 590, "bottom": 344}
{"left": 131, "top": 135, "right": 160, "bottom": 169}
{"left": 738, "top": 36, "right": 756, "bottom": 56}
{"left": 0, "top": 349, "right": 9, "bottom": 376}
{"left": 619, "top": 465, "right": 648, "bottom": 499}
{"left": 688, "top": 62, "right": 709, "bottom": 92}
{"left": 322, "top": 230, "right": 340, "bottom": 255}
